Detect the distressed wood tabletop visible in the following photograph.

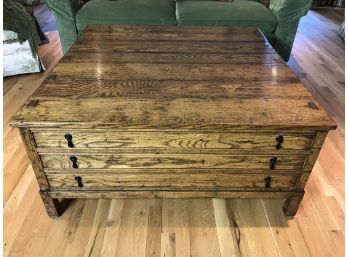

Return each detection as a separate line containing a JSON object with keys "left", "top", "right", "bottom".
{"left": 11, "top": 25, "right": 336, "bottom": 131}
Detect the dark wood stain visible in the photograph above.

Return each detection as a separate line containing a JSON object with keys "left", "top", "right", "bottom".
{"left": 307, "top": 102, "right": 319, "bottom": 110}
{"left": 10, "top": 25, "right": 336, "bottom": 217}
{"left": 27, "top": 100, "right": 39, "bottom": 108}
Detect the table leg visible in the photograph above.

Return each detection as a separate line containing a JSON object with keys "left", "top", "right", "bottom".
{"left": 282, "top": 192, "right": 304, "bottom": 216}
{"left": 39, "top": 191, "right": 62, "bottom": 218}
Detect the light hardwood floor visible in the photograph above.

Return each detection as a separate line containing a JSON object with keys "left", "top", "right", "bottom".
{"left": 3, "top": 9, "right": 344, "bottom": 257}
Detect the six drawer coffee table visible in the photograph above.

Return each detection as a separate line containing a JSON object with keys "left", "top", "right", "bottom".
{"left": 11, "top": 25, "right": 336, "bottom": 218}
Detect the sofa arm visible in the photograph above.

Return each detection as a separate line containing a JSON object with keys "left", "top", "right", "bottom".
{"left": 46, "top": 0, "right": 84, "bottom": 53}
{"left": 269, "top": 0, "right": 311, "bottom": 61}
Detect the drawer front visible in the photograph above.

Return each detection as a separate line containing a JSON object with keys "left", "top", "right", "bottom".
{"left": 33, "top": 130, "right": 314, "bottom": 151}
{"left": 46, "top": 173, "right": 299, "bottom": 189}
{"left": 40, "top": 154, "right": 306, "bottom": 170}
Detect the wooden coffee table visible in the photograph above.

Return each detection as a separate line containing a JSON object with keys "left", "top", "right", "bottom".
{"left": 11, "top": 25, "right": 336, "bottom": 218}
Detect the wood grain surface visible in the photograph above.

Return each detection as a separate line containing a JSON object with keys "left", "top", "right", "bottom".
{"left": 33, "top": 130, "right": 315, "bottom": 151}
{"left": 4, "top": 9, "right": 344, "bottom": 257}
{"left": 9, "top": 25, "right": 336, "bottom": 218}
{"left": 40, "top": 153, "right": 306, "bottom": 170}
{"left": 10, "top": 26, "right": 336, "bottom": 131}
{"left": 47, "top": 189, "right": 301, "bottom": 199}
{"left": 33, "top": 81, "right": 314, "bottom": 98}
{"left": 46, "top": 173, "right": 298, "bottom": 189}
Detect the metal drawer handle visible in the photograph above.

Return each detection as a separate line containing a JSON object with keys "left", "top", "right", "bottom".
{"left": 269, "top": 156, "right": 277, "bottom": 170}
{"left": 64, "top": 133, "right": 74, "bottom": 148}
{"left": 69, "top": 155, "right": 78, "bottom": 169}
{"left": 275, "top": 135, "right": 284, "bottom": 149}
{"left": 74, "top": 176, "right": 83, "bottom": 187}
{"left": 264, "top": 176, "right": 272, "bottom": 188}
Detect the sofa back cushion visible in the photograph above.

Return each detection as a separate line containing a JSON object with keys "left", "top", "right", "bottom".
{"left": 76, "top": 0, "right": 177, "bottom": 31}
{"left": 176, "top": 0, "right": 277, "bottom": 37}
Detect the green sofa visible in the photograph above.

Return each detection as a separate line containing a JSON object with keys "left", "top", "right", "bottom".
{"left": 46, "top": 0, "right": 311, "bottom": 61}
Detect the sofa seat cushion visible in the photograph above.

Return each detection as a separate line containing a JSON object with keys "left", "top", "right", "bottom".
{"left": 76, "top": 0, "right": 177, "bottom": 31}
{"left": 176, "top": 0, "right": 277, "bottom": 36}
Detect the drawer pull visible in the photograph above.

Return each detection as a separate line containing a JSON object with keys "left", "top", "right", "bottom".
{"left": 275, "top": 135, "right": 284, "bottom": 149}
{"left": 264, "top": 176, "right": 272, "bottom": 188}
{"left": 64, "top": 133, "right": 74, "bottom": 148}
{"left": 69, "top": 155, "right": 78, "bottom": 169}
{"left": 74, "top": 176, "right": 83, "bottom": 187}
{"left": 269, "top": 156, "right": 277, "bottom": 169}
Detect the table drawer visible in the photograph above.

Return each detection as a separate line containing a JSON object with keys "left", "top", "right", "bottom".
{"left": 46, "top": 173, "right": 299, "bottom": 189}
{"left": 32, "top": 130, "right": 314, "bottom": 151}
{"left": 40, "top": 154, "right": 306, "bottom": 171}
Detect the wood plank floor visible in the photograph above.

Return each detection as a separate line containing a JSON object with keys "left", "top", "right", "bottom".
{"left": 4, "top": 9, "right": 344, "bottom": 257}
